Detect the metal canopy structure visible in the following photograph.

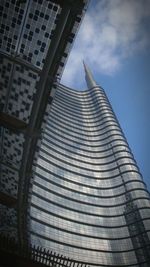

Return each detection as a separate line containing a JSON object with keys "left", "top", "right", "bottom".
{"left": 0, "top": 0, "right": 88, "bottom": 248}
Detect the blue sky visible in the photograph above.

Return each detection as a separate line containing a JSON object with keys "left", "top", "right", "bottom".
{"left": 61, "top": 0, "right": 150, "bottom": 190}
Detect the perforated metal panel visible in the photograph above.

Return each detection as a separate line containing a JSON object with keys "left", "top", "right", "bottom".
{"left": 0, "top": 0, "right": 88, "bottom": 246}
{"left": 0, "top": 0, "right": 61, "bottom": 68}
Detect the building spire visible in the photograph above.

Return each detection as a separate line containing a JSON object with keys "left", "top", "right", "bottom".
{"left": 83, "top": 61, "right": 97, "bottom": 89}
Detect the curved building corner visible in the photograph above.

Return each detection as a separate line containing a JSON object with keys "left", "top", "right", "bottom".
{"left": 30, "top": 68, "right": 150, "bottom": 266}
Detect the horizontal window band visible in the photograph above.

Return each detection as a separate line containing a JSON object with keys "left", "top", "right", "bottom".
{"left": 33, "top": 188, "right": 149, "bottom": 209}
{"left": 53, "top": 99, "right": 114, "bottom": 116}
{"left": 55, "top": 89, "right": 106, "bottom": 101}
{"left": 34, "top": 169, "right": 145, "bottom": 191}
{"left": 43, "top": 129, "right": 127, "bottom": 148}
{"left": 33, "top": 191, "right": 101, "bottom": 217}
{"left": 48, "top": 116, "right": 116, "bottom": 135}
{"left": 30, "top": 231, "right": 150, "bottom": 253}
{"left": 41, "top": 137, "right": 133, "bottom": 162}
{"left": 43, "top": 134, "right": 132, "bottom": 158}
{"left": 47, "top": 116, "right": 119, "bottom": 133}
{"left": 58, "top": 85, "right": 107, "bottom": 97}
{"left": 40, "top": 144, "right": 134, "bottom": 166}
{"left": 39, "top": 146, "right": 136, "bottom": 172}
{"left": 52, "top": 97, "right": 113, "bottom": 115}
{"left": 58, "top": 85, "right": 106, "bottom": 100}
{"left": 56, "top": 85, "right": 105, "bottom": 98}
{"left": 36, "top": 158, "right": 141, "bottom": 180}
{"left": 53, "top": 96, "right": 110, "bottom": 113}
{"left": 34, "top": 183, "right": 142, "bottom": 212}
{"left": 45, "top": 127, "right": 123, "bottom": 145}
{"left": 34, "top": 180, "right": 149, "bottom": 206}
{"left": 30, "top": 216, "right": 130, "bottom": 240}
{"left": 50, "top": 107, "right": 116, "bottom": 126}
{"left": 51, "top": 101, "right": 118, "bottom": 121}
{"left": 58, "top": 84, "right": 105, "bottom": 97}
{"left": 55, "top": 91, "right": 112, "bottom": 110}
{"left": 54, "top": 92, "right": 110, "bottom": 106}
{"left": 31, "top": 196, "right": 150, "bottom": 218}
{"left": 47, "top": 111, "right": 126, "bottom": 151}
{"left": 55, "top": 93, "right": 110, "bottom": 110}
{"left": 43, "top": 131, "right": 128, "bottom": 150}
{"left": 30, "top": 215, "right": 150, "bottom": 241}
{"left": 58, "top": 83, "right": 105, "bottom": 97}
{"left": 52, "top": 101, "right": 116, "bottom": 119}
{"left": 31, "top": 203, "right": 150, "bottom": 229}
{"left": 34, "top": 173, "right": 147, "bottom": 199}
{"left": 39, "top": 152, "right": 138, "bottom": 175}
{"left": 45, "top": 125, "right": 122, "bottom": 144}
{"left": 52, "top": 98, "right": 115, "bottom": 116}
{"left": 45, "top": 123, "right": 122, "bottom": 141}
{"left": 50, "top": 120, "right": 119, "bottom": 134}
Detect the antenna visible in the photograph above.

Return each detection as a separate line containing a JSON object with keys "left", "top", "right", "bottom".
{"left": 83, "top": 61, "right": 97, "bottom": 89}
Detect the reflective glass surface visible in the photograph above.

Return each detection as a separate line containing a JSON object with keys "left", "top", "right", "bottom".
{"left": 30, "top": 84, "right": 150, "bottom": 266}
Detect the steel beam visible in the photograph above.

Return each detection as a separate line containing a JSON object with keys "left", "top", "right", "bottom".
{"left": 0, "top": 192, "right": 17, "bottom": 208}
{"left": 0, "top": 51, "right": 41, "bottom": 74}
{"left": 0, "top": 112, "right": 27, "bottom": 132}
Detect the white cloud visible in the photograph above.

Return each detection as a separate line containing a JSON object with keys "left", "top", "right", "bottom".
{"left": 61, "top": 0, "right": 150, "bottom": 89}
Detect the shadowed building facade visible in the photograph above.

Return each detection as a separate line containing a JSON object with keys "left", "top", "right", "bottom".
{"left": 0, "top": 0, "right": 88, "bottom": 251}
{"left": 30, "top": 64, "right": 150, "bottom": 266}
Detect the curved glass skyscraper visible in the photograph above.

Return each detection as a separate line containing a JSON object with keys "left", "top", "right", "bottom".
{"left": 30, "top": 64, "right": 150, "bottom": 266}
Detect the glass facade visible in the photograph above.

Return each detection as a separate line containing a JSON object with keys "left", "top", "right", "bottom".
{"left": 30, "top": 78, "right": 150, "bottom": 266}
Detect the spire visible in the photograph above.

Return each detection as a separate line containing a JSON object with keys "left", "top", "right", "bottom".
{"left": 83, "top": 61, "right": 97, "bottom": 89}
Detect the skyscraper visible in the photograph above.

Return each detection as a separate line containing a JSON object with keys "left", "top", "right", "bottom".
{"left": 0, "top": 1, "right": 150, "bottom": 266}
{"left": 30, "top": 64, "right": 150, "bottom": 266}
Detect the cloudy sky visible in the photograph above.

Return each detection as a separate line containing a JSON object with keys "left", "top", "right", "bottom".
{"left": 61, "top": 0, "right": 150, "bottom": 189}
